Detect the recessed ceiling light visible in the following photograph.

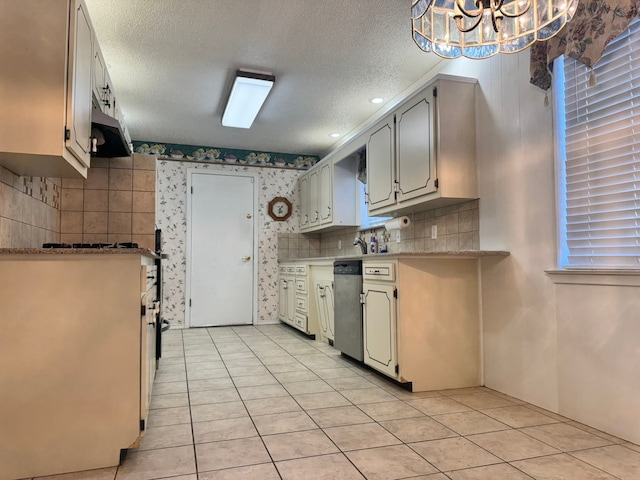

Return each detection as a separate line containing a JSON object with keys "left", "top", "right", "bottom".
{"left": 329, "top": 133, "right": 341, "bottom": 138}
{"left": 370, "top": 97, "right": 384, "bottom": 104}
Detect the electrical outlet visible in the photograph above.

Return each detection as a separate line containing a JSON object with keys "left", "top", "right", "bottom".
{"left": 431, "top": 225, "right": 437, "bottom": 239}
{"left": 338, "top": 240, "right": 342, "bottom": 250}
{"left": 396, "top": 231, "right": 401, "bottom": 243}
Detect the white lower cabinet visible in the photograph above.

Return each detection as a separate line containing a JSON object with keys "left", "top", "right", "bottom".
{"left": 279, "top": 263, "right": 316, "bottom": 336}
{"left": 361, "top": 257, "right": 480, "bottom": 391}
{"left": 310, "top": 262, "right": 335, "bottom": 343}
{"left": 0, "top": 252, "right": 157, "bottom": 479}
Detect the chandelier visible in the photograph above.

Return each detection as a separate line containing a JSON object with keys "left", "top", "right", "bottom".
{"left": 412, "top": 0, "right": 579, "bottom": 59}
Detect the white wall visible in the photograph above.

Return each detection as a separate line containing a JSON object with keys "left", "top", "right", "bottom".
{"left": 434, "top": 52, "right": 639, "bottom": 444}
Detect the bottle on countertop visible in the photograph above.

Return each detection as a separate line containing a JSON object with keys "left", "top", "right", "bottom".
{"left": 370, "top": 234, "right": 377, "bottom": 254}
{"left": 379, "top": 233, "right": 388, "bottom": 253}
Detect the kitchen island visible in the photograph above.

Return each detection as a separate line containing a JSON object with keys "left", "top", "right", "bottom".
{"left": 0, "top": 249, "right": 158, "bottom": 480}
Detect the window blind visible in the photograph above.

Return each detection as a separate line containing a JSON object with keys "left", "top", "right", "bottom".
{"left": 559, "top": 19, "right": 640, "bottom": 268}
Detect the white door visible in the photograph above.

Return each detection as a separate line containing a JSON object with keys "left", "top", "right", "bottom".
{"left": 187, "top": 171, "right": 256, "bottom": 327}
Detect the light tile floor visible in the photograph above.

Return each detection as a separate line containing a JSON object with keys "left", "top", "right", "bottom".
{"left": 32, "top": 324, "right": 640, "bottom": 480}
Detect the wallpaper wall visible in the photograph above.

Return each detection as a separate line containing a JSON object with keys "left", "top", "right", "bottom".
{"left": 157, "top": 159, "right": 301, "bottom": 327}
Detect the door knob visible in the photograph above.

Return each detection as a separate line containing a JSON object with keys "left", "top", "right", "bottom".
{"left": 246, "top": 213, "right": 252, "bottom": 219}
{"left": 242, "top": 255, "right": 251, "bottom": 261}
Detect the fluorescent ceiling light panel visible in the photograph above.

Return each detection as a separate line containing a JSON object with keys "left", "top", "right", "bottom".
{"left": 222, "top": 71, "right": 275, "bottom": 129}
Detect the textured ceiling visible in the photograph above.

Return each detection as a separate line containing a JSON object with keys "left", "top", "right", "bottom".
{"left": 84, "top": 0, "right": 444, "bottom": 158}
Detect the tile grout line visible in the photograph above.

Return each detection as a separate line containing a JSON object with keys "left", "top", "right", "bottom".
{"left": 152, "top": 326, "right": 638, "bottom": 480}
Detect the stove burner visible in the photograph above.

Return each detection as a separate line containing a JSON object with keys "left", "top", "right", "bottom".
{"left": 42, "top": 242, "right": 139, "bottom": 249}
{"left": 91, "top": 243, "right": 114, "bottom": 248}
{"left": 115, "top": 242, "right": 138, "bottom": 248}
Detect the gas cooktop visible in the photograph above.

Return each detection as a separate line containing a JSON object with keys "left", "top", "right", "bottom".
{"left": 42, "top": 242, "right": 139, "bottom": 249}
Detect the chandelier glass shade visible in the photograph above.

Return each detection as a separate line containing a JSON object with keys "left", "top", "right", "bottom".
{"left": 412, "top": 0, "right": 579, "bottom": 59}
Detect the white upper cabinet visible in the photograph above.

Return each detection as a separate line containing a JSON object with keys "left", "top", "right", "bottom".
{"left": 298, "top": 153, "right": 359, "bottom": 232}
{"left": 318, "top": 162, "right": 332, "bottom": 224}
{"left": 308, "top": 169, "right": 320, "bottom": 228}
{"left": 66, "top": 0, "right": 94, "bottom": 169}
{"left": 396, "top": 93, "right": 436, "bottom": 202}
{"left": 366, "top": 115, "right": 395, "bottom": 211}
{"left": 299, "top": 175, "right": 309, "bottom": 230}
{"left": 92, "top": 41, "right": 107, "bottom": 111}
{"left": 367, "top": 76, "right": 477, "bottom": 215}
{"left": 0, "top": 0, "right": 96, "bottom": 178}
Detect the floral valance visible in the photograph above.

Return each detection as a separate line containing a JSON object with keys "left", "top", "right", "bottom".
{"left": 530, "top": 0, "right": 640, "bottom": 90}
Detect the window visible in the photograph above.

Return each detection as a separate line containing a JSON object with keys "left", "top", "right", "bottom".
{"left": 554, "top": 19, "right": 640, "bottom": 269}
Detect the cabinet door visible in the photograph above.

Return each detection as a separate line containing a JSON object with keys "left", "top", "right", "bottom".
{"left": 308, "top": 170, "right": 320, "bottom": 227}
{"left": 319, "top": 162, "right": 332, "bottom": 224}
{"left": 65, "top": 0, "right": 93, "bottom": 167}
{"left": 286, "top": 277, "right": 296, "bottom": 325}
{"left": 92, "top": 42, "right": 105, "bottom": 109}
{"left": 278, "top": 278, "right": 288, "bottom": 320}
{"left": 396, "top": 92, "right": 436, "bottom": 202}
{"left": 363, "top": 282, "right": 397, "bottom": 377}
{"left": 299, "top": 174, "right": 309, "bottom": 230}
{"left": 103, "top": 68, "right": 114, "bottom": 116}
{"left": 324, "top": 281, "right": 335, "bottom": 340}
{"left": 367, "top": 116, "right": 396, "bottom": 211}
{"left": 315, "top": 281, "right": 332, "bottom": 340}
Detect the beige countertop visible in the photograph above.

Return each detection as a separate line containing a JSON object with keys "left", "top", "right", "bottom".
{"left": 0, "top": 248, "right": 159, "bottom": 258}
{"left": 280, "top": 250, "right": 510, "bottom": 263}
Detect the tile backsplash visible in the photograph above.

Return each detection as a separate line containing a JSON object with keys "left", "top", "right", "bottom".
{"left": 0, "top": 166, "right": 61, "bottom": 248}
{"left": 59, "top": 154, "right": 156, "bottom": 249}
{"left": 279, "top": 199, "right": 480, "bottom": 260}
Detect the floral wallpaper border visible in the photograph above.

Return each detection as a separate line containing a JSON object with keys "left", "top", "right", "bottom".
{"left": 133, "top": 140, "right": 319, "bottom": 169}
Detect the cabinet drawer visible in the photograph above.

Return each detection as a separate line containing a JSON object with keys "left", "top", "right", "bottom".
{"left": 295, "top": 278, "right": 307, "bottom": 293}
{"left": 279, "top": 265, "right": 288, "bottom": 274}
{"left": 363, "top": 263, "right": 395, "bottom": 281}
{"left": 296, "top": 295, "right": 307, "bottom": 313}
{"left": 294, "top": 312, "right": 307, "bottom": 330}
{"left": 295, "top": 265, "right": 307, "bottom": 275}
{"left": 286, "top": 266, "right": 296, "bottom": 274}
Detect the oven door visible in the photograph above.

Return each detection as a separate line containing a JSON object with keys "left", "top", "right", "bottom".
{"left": 141, "top": 293, "right": 158, "bottom": 429}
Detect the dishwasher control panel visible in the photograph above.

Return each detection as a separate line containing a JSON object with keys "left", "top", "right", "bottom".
{"left": 363, "top": 263, "right": 395, "bottom": 281}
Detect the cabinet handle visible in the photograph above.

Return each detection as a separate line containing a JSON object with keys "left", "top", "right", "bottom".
{"left": 242, "top": 255, "right": 251, "bottom": 261}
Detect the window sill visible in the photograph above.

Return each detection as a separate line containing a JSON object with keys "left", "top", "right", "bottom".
{"left": 546, "top": 269, "right": 640, "bottom": 287}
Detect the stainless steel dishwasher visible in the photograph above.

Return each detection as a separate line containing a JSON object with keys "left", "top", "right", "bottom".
{"left": 333, "top": 260, "right": 363, "bottom": 361}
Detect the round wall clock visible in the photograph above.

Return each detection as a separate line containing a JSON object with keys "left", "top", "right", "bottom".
{"left": 267, "top": 197, "right": 292, "bottom": 221}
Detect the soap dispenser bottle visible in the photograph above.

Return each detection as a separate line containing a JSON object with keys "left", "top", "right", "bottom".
{"left": 370, "top": 234, "right": 378, "bottom": 254}
{"left": 379, "top": 233, "right": 388, "bottom": 253}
